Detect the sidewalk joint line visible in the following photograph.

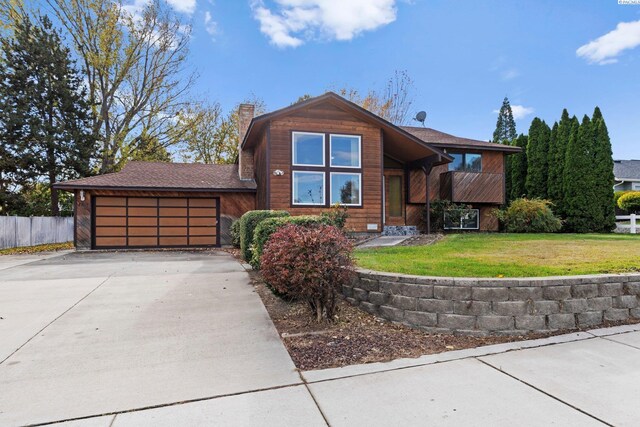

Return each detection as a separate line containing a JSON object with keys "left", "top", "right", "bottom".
{"left": 600, "top": 336, "right": 640, "bottom": 351}
{"left": 0, "top": 273, "right": 114, "bottom": 366}
{"left": 298, "top": 371, "right": 331, "bottom": 426}
{"left": 476, "top": 358, "right": 613, "bottom": 426}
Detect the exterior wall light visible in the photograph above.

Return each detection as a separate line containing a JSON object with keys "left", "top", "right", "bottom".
{"left": 80, "top": 190, "right": 85, "bottom": 201}
{"left": 273, "top": 170, "right": 285, "bottom": 176}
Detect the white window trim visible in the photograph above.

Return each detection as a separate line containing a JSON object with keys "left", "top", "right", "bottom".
{"left": 292, "top": 171, "right": 326, "bottom": 206}
{"left": 443, "top": 209, "right": 480, "bottom": 230}
{"left": 292, "top": 131, "right": 325, "bottom": 167}
{"left": 329, "top": 134, "right": 361, "bottom": 168}
{"left": 330, "top": 172, "right": 362, "bottom": 207}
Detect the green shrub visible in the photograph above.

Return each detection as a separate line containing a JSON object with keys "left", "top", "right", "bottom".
{"left": 494, "top": 198, "right": 562, "bottom": 233}
{"left": 239, "top": 210, "right": 290, "bottom": 261}
{"left": 230, "top": 219, "right": 241, "bottom": 248}
{"left": 260, "top": 224, "right": 354, "bottom": 322}
{"left": 320, "top": 203, "right": 349, "bottom": 229}
{"left": 423, "top": 200, "right": 472, "bottom": 232}
{"left": 614, "top": 191, "right": 628, "bottom": 206}
{"left": 618, "top": 191, "right": 640, "bottom": 213}
{"left": 251, "top": 215, "right": 326, "bottom": 268}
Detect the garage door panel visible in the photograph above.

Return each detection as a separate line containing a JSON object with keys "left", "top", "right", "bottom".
{"left": 95, "top": 197, "right": 126, "bottom": 207}
{"left": 128, "top": 237, "right": 158, "bottom": 246}
{"left": 160, "top": 217, "right": 188, "bottom": 227}
{"left": 159, "top": 207, "right": 188, "bottom": 217}
{"left": 95, "top": 217, "right": 126, "bottom": 227}
{"left": 189, "top": 217, "right": 216, "bottom": 227}
{"left": 189, "top": 198, "right": 216, "bottom": 208}
{"left": 189, "top": 227, "right": 216, "bottom": 236}
{"left": 159, "top": 227, "right": 187, "bottom": 236}
{"left": 128, "top": 198, "right": 157, "bottom": 207}
{"left": 159, "top": 236, "right": 188, "bottom": 246}
{"left": 159, "top": 198, "right": 187, "bottom": 207}
{"left": 128, "top": 217, "right": 157, "bottom": 227}
{"left": 94, "top": 196, "right": 218, "bottom": 249}
{"left": 128, "top": 207, "right": 157, "bottom": 217}
{"left": 95, "top": 227, "right": 126, "bottom": 237}
{"left": 95, "top": 237, "right": 126, "bottom": 247}
{"left": 189, "top": 236, "right": 217, "bottom": 245}
{"left": 95, "top": 206, "right": 126, "bottom": 217}
{"left": 128, "top": 227, "right": 158, "bottom": 237}
{"left": 189, "top": 207, "right": 216, "bottom": 217}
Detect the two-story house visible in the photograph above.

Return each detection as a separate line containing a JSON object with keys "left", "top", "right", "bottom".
{"left": 55, "top": 92, "right": 520, "bottom": 249}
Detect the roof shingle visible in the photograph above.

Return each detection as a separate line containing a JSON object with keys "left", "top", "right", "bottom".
{"left": 614, "top": 160, "right": 640, "bottom": 180}
{"left": 401, "top": 126, "right": 521, "bottom": 152}
{"left": 55, "top": 162, "right": 256, "bottom": 191}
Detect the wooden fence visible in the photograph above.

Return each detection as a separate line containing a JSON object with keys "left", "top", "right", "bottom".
{"left": 616, "top": 214, "right": 637, "bottom": 234}
{"left": 0, "top": 216, "right": 74, "bottom": 249}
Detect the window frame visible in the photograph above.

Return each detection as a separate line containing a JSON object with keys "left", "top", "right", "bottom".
{"left": 291, "top": 131, "right": 326, "bottom": 167}
{"left": 291, "top": 170, "right": 326, "bottom": 206}
{"left": 443, "top": 208, "right": 480, "bottom": 230}
{"left": 289, "top": 131, "right": 363, "bottom": 208}
{"left": 329, "top": 134, "right": 362, "bottom": 169}
{"left": 330, "top": 172, "right": 362, "bottom": 207}
{"left": 448, "top": 152, "right": 483, "bottom": 173}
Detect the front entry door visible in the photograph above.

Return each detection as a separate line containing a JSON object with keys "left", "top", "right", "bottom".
{"left": 384, "top": 170, "right": 405, "bottom": 226}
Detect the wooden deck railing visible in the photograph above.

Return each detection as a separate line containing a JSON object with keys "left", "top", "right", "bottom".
{"left": 440, "top": 171, "right": 504, "bottom": 204}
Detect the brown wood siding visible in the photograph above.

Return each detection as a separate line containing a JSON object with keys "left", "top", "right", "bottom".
{"left": 254, "top": 129, "right": 269, "bottom": 209}
{"left": 408, "top": 169, "right": 426, "bottom": 204}
{"left": 74, "top": 190, "right": 255, "bottom": 248}
{"left": 268, "top": 105, "right": 383, "bottom": 233}
{"left": 479, "top": 205, "right": 499, "bottom": 231}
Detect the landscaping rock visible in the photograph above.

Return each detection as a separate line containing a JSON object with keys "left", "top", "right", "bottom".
{"left": 598, "top": 282, "right": 624, "bottom": 297}
{"left": 532, "top": 301, "right": 561, "bottom": 315}
{"left": 587, "top": 297, "right": 613, "bottom": 311}
{"left": 547, "top": 313, "right": 576, "bottom": 329}
{"left": 438, "top": 314, "right": 476, "bottom": 330}
{"left": 613, "top": 295, "right": 638, "bottom": 309}
{"left": 433, "top": 285, "right": 471, "bottom": 301}
{"left": 543, "top": 285, "right": 571, "bottom": 300}
{"left": 417, "top": 298, "right": 453, "bottom": 313}
{"left": 509, "top": 287, "right": 543, "bottom": 301}
{"left": 453, "top": 300, "right": 491, "bottom": 316}
{"left": 561, "top": 299, "right": 589, "bottom": 313}
{"left": 472, "top": 287, "right": 509, "bottom": 302}
{"left": 571, "top": 284, "right": 599, "bottom": 299}
{"left": 515, "top": 315, "right": 546, "bottom": 330}
{"left": 477, "top": 315, "right": 514, "bottom": 331}
{"left": 577, "top": 311, "right": 603, "bottom": 327}
{"left": 604, "top": 308, "right": 629, "bottom": 321}
{"left": 492, "top": 301, "right": 530, "bottom": 316}
{"left": 404, "top": 311, "right": 437, "bottom": 327}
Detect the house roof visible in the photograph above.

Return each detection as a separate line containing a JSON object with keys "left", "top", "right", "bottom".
{"left": 614, "top": 160, "right": 640, "bottom": 181}
{"left": 401, "top": 127, "right": 522, "bottom": 153}
{"left": 54, "top": 162, "right": 257, "bottom": 191}
{"left": 242, "top": 92, "right": 453, "bottom": 165}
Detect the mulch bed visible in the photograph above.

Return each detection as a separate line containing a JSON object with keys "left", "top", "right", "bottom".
{"left": 251, "top": 272, "right": 640, "bottom": 371}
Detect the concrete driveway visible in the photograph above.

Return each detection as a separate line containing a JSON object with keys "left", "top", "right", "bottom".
{"left": 0, "top": 251, "right": 313, "bottom": 426}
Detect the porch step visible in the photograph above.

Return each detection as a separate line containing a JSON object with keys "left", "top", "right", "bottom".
{"left": 382, "top": 226, "right": 419, "bottom": 236}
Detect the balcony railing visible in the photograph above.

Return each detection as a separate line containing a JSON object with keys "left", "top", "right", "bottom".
{"left": 440, "top": 171, "right": 504, "bottom": 204}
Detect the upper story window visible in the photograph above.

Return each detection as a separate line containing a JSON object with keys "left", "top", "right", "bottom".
{"left": 449, "top": 152, "right": 482, "bottom": 173}
{"left": 291, "top": 132, "right": 362, "bottom": 207}
{"left": 292, "top": 132, "right": 324, "bottom": 166}
{"left": 330, "top": 135, "right": 361, "bottom": 168}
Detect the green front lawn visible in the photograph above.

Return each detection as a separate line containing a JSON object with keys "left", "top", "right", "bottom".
{"left": 355, "top": 234, "right": 640, "bottom": 278}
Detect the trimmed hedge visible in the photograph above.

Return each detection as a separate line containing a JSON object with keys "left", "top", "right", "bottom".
{"left": 618, "top": 191, "right": 640, "bottom": 213}
{"left": 230, "top": 219, "right": 241, "bottom": 248}
{"left": 251, "top": 215, "right": 326, "bottom": 268}
{"left": 239, "top": 210, "right": 290, "bottom": 261}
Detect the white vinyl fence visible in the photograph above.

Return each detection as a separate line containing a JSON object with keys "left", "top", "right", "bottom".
{"left": 0, "top": 216, "right": 74, "bottom": 249}
{"left": 616, "top": 214, "right": 637, "bottom": 234}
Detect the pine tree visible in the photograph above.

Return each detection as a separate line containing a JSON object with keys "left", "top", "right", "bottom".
{"left": 510, "top": 134, "right": 528, "bottom": 200}
{"left": 591, "top": 107, "right": 616, "bottom": 232}
{"left": 492, "top": 97, "right": 517, "bottom": 144}
{"left": 547, "top": 109, "right": 572, "bottom": 217}
{"left": 525, "top": 118, "right": 551, "bottom": 199}
{"left": 0, "top": 15, "right": 95, "bottom": 215}
{"left": 563, "top": 116, "right": 601, "bottom": 232}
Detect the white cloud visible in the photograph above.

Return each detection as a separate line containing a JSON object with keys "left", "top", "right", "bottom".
{"left": 251, "top": 0, "right": 397, "bottom": 48}
{"left": 494, "top": 105, "right": 534, "bottom": 120}
{"left": 166, "top": 0, "right": 196, "bottom": 14}
{"left": 204, "top": 11, "right": 218, "bottom": 38}
{"left": 576, "top": 20, "right": 640, "bottom": 65}
{"left": 501, "top": 68, "right": 519, "bottom": 80}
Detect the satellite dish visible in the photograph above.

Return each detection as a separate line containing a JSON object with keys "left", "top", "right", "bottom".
{"left": 414, "top": 111, "right": 427, "bottom": 126}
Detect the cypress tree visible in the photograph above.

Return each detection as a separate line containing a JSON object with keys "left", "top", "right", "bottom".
{"left": 525, "top": 118, "right": 551, "bottom": 199}
{"left": 563, "top": 116, "right": 600, "bottom": 232}
{"left": 548, "top": 109, "right": 572, "bottom": 217}
{"left": 510, "top": 134, "right": 528, "bottom": 200}
{"left": 591, "top": 107, "right": 616, "bottom": 232}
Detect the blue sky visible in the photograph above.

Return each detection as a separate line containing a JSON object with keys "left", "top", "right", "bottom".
{"left": 161, "top": 0, "right": 639, "bottom": 158}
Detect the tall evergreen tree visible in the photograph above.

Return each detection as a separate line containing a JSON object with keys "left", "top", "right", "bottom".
{"left": 492, "top": 97, "right": 517, "bottom": 144}
{"left": 525, "top": 118, "right": 551, "bottom": 199}
{"left": 0, "top": 14, "right": 95, "bottom": 215}
{"left": 547, "top": 109, "right": 572, "bottom": 217}
{"left": 591, "top": 107, "right": 616, "bottom": 232}
{"left": 510, "top": 134, "right": 528, "bottom": 200}
{"left": 563, "top": 116, "right": 601, "bottom": 232}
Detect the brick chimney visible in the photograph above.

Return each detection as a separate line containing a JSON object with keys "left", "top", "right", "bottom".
{"left": 238, "top": 103, "right": 255, "bottom": 181}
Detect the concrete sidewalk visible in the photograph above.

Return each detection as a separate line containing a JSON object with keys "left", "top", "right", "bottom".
{"left": 56, "top": 324, "right": 640, "bottom": 426}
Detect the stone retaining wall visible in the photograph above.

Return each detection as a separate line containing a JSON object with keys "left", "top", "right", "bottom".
{"left": 344, "top": 269, "right": 640, "bottom": 336}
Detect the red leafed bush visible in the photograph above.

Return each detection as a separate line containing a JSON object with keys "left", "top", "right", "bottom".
{"left": 260, "top": 224, "right": 354, "bottom": 322}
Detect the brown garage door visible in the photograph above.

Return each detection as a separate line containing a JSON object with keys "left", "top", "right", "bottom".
{"left": 93, "top": 196, "right": 219, "bottom": 249}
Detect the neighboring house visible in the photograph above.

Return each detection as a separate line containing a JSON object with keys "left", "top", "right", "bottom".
{"left": 55, "top": 92, "right": 520, "bottom": 250}
{"left": 614, "top": 160, "right": 640, "bottom": 192}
